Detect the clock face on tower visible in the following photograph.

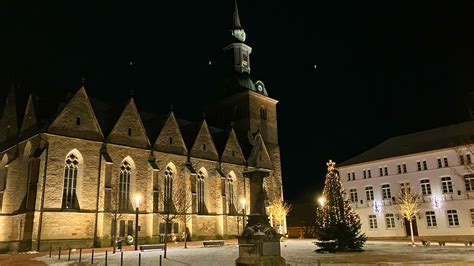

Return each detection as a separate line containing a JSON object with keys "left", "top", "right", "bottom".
{"left": 255, "top": 81, "right": 265, "bottom": 94}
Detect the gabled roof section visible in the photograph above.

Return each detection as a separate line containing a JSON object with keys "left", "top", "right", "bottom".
{"left": 90, "top": 98, "right": 127, "bottom": 136}
{"left": 221, "top": 127, "right": 245, "bottom": 165}
{"left": 48, "top": 87, "right": 104, "bottom": 141}
{"left": 247, "top": 132, "right": 273, "bottom": 169}
{"left": 0, "top": 85, "right": 18, "bottom": 144}
{"left": 107, "top": 98, "right": 151, "bottom": 149}
{"left": 19, "top": 94, "right": 38, "bottom": 140}
{"left": 154, "top": 112, "right": 187, "bottom": 155}
{"left": 339, "top": 120, "right": 474, "bottom": 167}
{"left": 188, "top": 120, "right": 219, "bottom": 161}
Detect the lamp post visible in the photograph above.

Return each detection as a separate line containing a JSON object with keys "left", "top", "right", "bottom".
{"left": 240, "top": 198, "right": 246, "bottom": 230}
{"left": 135, "top": 195, "right": 140, "bottom": 251}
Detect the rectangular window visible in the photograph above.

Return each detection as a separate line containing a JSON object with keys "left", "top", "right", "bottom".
{"left": 402, "top": 163, "right": 407, "bottom": 173}
{"left": 128, "top": 220, "right": 134, "bottom": 236}
{"left": 385, "top": 214, "right": 395, "bottom": 229}
{"left": 351, "top": 172, "right": 356, "bottom": 180}
{"left": 460, "top": 155, "right": 465, "bottom": 165}
{"left": 443, "top": 157, "right": 449, "bottom": 167}
{"left": 120, "top": 220, "right": 126, "bottom": 237}
{"left": 422, "top": 160, "right": 428, "bottom": 170}
{"left": 437, "top": 158, "right": 442, "bottom": 168}
{"left": 441, "top": 176, "right": 453, "bottom": 194}
{"left": 367, "top": 169, "right": 372, "bottom": 178}
{"left": 159, "top": 223, "right": 165, "bottom": 234}
{"left": 347, "top": 173, "right": 351, "bottom": 181}
{"left": 384, "top": 166, "right": 388, "bottom": 176}
{"left": 417, "top": 161, "right": 422, "bottom": 171}
{"left": 369, "top": 215, "right": 378, "bottom": 229}
{"left": 365, "top": 186, "right": 374, "bottom": 201}
{"left": 349, "top": 188, "right": 358, "bottom": 203}
{"left": 447, "top": 210, "right": 459, "bottom": 226}
{"left": 426, "top": 211, "right": 437, "bottom": 227}
{"left": 400, "top": 182, "right": 411, "bottom": 194}
{"left": 471, "top": 209, "right": 474, "bottom": 226}
{"left": 397, "top": 164, "right": 402, "bottom": 174}
{"left": 379, "top": 167, "right": 383, "bottom": 176}
{"left": 173, "top": 223, "right": 179, "bottom": 234}
{"left": 420, "top": 179, "right": 432, "bottom": 196}
{"left": 464, "top": 174, "right": 474, "bottom": 191}
{"left": 363, "top": 170, "right": 367, "bottom": 179}
{"left": 467, "top": 154, "right": 472, "bottom": 164}
{"left": 382, "top": 184, "right": 391, "bottom": 200}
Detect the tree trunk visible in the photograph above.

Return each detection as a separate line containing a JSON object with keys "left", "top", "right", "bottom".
{"left": 164, "top": 216, "right": 169, "bottom": 258}
{"left": 409, "top": 220, "right": 415, "bottom": 246}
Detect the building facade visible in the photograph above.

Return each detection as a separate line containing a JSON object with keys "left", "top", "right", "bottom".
{"left": 339, "top": 121, "right": 474, "bottom": 241}
{"left": 0, "top": 3, "right": 286, "bottom": 252}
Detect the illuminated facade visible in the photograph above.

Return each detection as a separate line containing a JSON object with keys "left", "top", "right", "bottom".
{"left": 339, "top": 121, "right": 474, "bottom": 241}
{"left": 0, "top": 2, "right": 285, "bottom": 252}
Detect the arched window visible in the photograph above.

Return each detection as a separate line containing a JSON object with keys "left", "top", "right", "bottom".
{"left": 228, "top": 173, "right": 235, "bottom": 213}
{"left": 62, "top": 154, "right": 79, "bottom": 209}
{"left": 197, "top": 170, "right": 205, "bottom": 214}
{"left": 164, "top": 166, "right": 174, "bottom": 210}
{"left": 259, "top": 106, "right": 267, "bottom": 120}
{"left": 119, "top": 161, "right": 132, "bottom": 211}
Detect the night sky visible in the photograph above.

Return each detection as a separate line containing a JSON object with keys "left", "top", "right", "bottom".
{"left": 1, "top": 1, "right": 474, "bottom": 204}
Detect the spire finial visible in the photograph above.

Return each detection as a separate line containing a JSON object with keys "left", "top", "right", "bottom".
{"left": 170, "top": 104, "right": 174, "bottom": 111}
{"left": 233, "top": 0, "right": 242, "bottom": 29}
{"left": 130, "top": 88, "right": 135, "bottom": 97}
{"left": 202, "top": 112, "right": 206, "bottom": 119}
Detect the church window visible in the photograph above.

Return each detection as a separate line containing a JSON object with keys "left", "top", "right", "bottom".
{"left": 76, "top": 117, "right": 81, "bottom": 126}
{"left": 119, "top": 161, "right": 132, "bottom": 211}
{"left": 197, "top": 170, "right": 205, "bottom": 214}
{"left": 169, "top": 137, "right": 173, "bottom": 144}
{"left": 62, "top": 154, "right": 79, "bottom": 209}
{"left": 203, "top": 144, "right": 206, "bottom": 151}
{"left": 260, "top": 106, "right": 267, "bottom": 120}
{"left": 164, "top": 166, "right": 173, "bottom": 211}
{"left": 228, "top": 175, "right": 234, "bottom": 213}
{"left": 128, "top": 128, "right": 132, "bottom": 136}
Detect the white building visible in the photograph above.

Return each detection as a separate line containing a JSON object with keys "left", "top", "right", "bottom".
{"left": 339, "top": 121, "right": 474, "bottom": 242}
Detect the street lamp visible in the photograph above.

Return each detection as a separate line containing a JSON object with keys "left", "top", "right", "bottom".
{"left": 135, "top": 194, "right": 141, "bottom": 251}
{"left": 240, "top": 198, "right": 246, "bottom": 229}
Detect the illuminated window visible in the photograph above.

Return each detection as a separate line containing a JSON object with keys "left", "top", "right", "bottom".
{"left": 382, "top": 184, "right": 391, "bottom": 200}
{"left": 369, "top": 215, "right": 378, "bottom": 229}
{"left": 464, "top": 174, "right": 474, "bottom": 191}
{"left": 441, "top": 176, "right": 453, "bottom": 194}
{"left": 197, "top": 170, "right": 205, "bottom": 214}
{"left": 385, "top": 213, "right": 396, "bottom": 229}
{"left": 420, "top": 179, "right": 431, "bottom": 196}
{"left": 447, "top": 209, "right": 459, "bottom": 227}
{"left": 349, "top": 188, "right": 358, "bottom": 203}
{"left": 62, "top": 154, "right": 79, "bottom": 209}
{"left": 119, "top": 161, "right": 132, "bottom": 211}
{"left": 426, "top": 211, "right": 437, "bottom": 227}
{"left": 365, "top": 186, "right": 374, "bottom": 201}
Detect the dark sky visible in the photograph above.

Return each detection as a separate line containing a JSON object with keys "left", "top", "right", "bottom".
{"left": 1, "top": 1, "right": 474, "bottom": 204}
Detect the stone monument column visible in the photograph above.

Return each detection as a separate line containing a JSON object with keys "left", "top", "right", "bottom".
{"left": 235, "top": 168, "right": 286, "bottom": 266}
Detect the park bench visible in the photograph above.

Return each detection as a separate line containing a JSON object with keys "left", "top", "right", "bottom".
{"left": 139, "top": 244, "right": 165, "bottom": 252}
{"left": 421, "top": 240, "right": 430, "bottom": 247}
{"left": 203, "top": 240, "right": 225, "bottom": 247}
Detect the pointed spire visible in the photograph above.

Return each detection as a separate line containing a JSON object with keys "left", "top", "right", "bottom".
{"left": 233, "top": 0, "right": 242, "bottom": 29}
{"left": 0, "top": 82, "right": 19, "bottom": 143}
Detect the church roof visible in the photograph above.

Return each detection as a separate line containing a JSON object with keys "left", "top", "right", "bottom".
{"left": 339, "top": 120, "right": 474, "bottom": 167}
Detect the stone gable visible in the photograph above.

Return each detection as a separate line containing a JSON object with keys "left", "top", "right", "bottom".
{"left": 190, "top": 121, "right": 219, "bottom": 161}
{"left": 154, "top": 112, "right": 187, "bottom": 155}
{"left": 48, "top": 87, "right": 104, "bottom": 141}
{"left": 108, "top": 99, "right": 150, "bottom": 149}
{"left": 221, "top": 128, "right": 245, "bottom": 165}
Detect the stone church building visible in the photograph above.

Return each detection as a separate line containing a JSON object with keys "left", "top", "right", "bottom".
{"left": 0, "top": 3, "right": 285, "bottom": 252}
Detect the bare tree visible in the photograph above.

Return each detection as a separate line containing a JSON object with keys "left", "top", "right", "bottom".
{"left": 267, "top": 199, "right": 292, "bottom": 234}
{"left": 109, "top": 188, "right": 123, "bottom": 254}
{"left": 395, "top": 187, "right": 422, "bottom": 246}
{"left": 174, "top": 186, "right": 193, "bottom": 249}
{"left": 157, "top": 182, "right": 191, "bottom": 258}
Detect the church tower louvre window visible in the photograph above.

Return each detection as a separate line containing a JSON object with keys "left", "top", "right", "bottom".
{"left": 62, "top": 153, "right": 80, "bottom": 209}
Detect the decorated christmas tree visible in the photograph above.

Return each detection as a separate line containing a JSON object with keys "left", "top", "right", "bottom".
{"left": 315, "top": 160, "right": 367, "bottom": 252}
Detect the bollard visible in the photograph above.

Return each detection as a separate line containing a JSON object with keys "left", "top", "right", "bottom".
{"left": 105, "top": 250, "right": 108, "bottom": 266}
{"left": 68, "top": 248, "right": 71, "bottom": 261}
{"left": 79, "top": 248, "right": 82, "bottom": 262}
{"left": 58, "top": 247, "right": 61, "bottom": 260}
{"left": 49, "top": 246, "right": 52, "bottom": 258}
{"left": 159, "top": 254, "right": 162, "bottom": 266}
{"left": 91, "top": 249, "right": 94, "bottom": 264}
{"left": 120, "top": 251, "right": 123, "bottom": 266}
{"left": 139, "top": 253, "right": 141, "bottom": 266}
